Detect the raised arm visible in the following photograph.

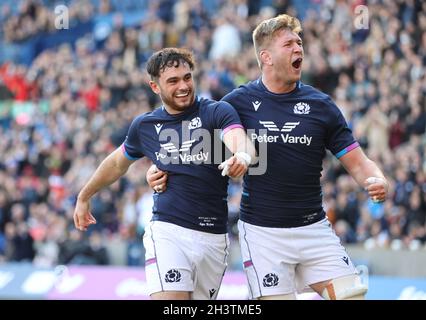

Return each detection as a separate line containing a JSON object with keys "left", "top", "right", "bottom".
{"left": 74, "top": 147, "right": 135, "bottom": 231}
{"left": 339, "top": 147, "right": 388, "bottom": 202}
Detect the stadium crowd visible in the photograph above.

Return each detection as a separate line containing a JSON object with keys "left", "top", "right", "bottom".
{"left": 0, "top": 0, "right": 425, "bottom": 268}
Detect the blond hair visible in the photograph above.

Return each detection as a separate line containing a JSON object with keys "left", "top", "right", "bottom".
{"left": 252, "top": 14, "right": 302, "bottom": 67}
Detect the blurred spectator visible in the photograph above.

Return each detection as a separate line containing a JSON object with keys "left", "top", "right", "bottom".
{"left": 58, "top": 229, "right": 109, "bottom": 265}
{"left": 209, "top": 16, "right": 242, "bottom": 60}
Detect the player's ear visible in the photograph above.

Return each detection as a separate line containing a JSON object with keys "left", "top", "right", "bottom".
{"left": 149, "top": 80, "right": 160, "bottom": 95}
{"left": 260, "top": 50, "right": 272, "bottom": 66}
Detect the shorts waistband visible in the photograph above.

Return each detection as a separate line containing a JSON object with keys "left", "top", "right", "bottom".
{"left": 150, "top": 221, "right": 227, "bottom": 240}
{"left": 240, "top": 210, "right": 326, "bottom": 228}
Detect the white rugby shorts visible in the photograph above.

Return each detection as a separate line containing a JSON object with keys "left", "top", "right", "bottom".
{"left": 143, "top": 221, "right": 229, "bottom": 299}
{"left": 238, "top": 218, "right": 357, "bottom": 299}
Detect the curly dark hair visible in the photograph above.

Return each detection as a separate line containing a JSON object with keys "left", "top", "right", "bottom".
{"left": 146, "top": 47, "right": 195, "bottom": 80}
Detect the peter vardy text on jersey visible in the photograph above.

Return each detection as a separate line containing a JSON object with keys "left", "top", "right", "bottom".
{"left": 251, "top": 132, "right": 312, "bottom": 146}
{"left": 155, "top": 150, "right": 209, "bottom": 163}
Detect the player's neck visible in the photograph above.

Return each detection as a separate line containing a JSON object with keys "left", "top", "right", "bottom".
{"left": 261, "top": 74, "right": 297, "bottom": 94}
{"left": 163, "top": 104, "right": 183, "bottom": 115}
{"left": 162, "top": 98, "right": 196, "bottom": 115}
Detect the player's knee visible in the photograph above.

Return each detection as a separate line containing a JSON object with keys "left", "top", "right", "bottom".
{"left": 321, "top": 274, "right": 368, "bottom": 300}
{"left": 258, "top": 293, "right": 296, "bottom": 300}
{"left": 151, "top": 291, "right": 191, "bottom": 300}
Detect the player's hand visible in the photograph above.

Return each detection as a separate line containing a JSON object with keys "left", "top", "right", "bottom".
{"left": 73, "top": 199, "right": 96, "bottom": 231}
{"left": 146, "top": 164, "right": 168, "bottom": 193}
{"left": 364, "top": 177, "right": 388, "bottom": 203}
{"left": 218, "top": 152, "right": 251, "bottom": 178}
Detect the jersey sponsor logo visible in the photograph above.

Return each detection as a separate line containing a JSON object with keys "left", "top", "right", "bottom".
{"left": 178, "top": 152, "right": 208, "bottom": 162}
{"left": 281, "top": 133, "right": 312, "bottom": 145}
{"left": 259, "top": 121, "right": 300, "bottom": 132}
{"left": 252, "top": 100, "right": 262, "bottom": 111}
{"left": 165, "top": 269, "right": 182, "bottom": 283}
{"left": 263, "top": 273, "right": 279, "bottom": 287}
{"left": 342, "top": 256, "right": 349, "bottom": 265}
{"left": 259, "top": 121, "right": 279, "bottom": 132}
{"left": 154, "top": 123, "right": 163, "bottom": 134}
{"left": 253, "top": 121, "right": 312, "bottom": 145}
{"left": 160, "top": 139, "right": 196, "bottom": 153}
{"left": 188, "top": 117, "right": 202, "bottom": 130}
{"left": 281, "top": 122, "right": 300, "bottom": 132}
{"left": 293, "top": 102, "right": 310, "bottom": 114}
{"left": 156, "top": 138, "right": 209, "bottom": 163}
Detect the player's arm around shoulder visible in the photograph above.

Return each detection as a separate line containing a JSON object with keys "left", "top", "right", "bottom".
{"left": 146, "top": 164, "right": 168, "bottom": 193}
{"left": 338, "top": 147, "right": 389, "bottom": 203}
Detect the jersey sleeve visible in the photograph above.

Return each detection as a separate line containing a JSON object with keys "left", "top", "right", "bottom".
{"left": 221, "top": 87, "right": 244, "bottom": 111}
{"left": 122, "top": 116, "right": 144, "bottom": 160}
{"left": 324, "top": 97, "right": 360, "bottom": 159}
{"left": 212, "top": 101, "right": 244, "bottom": 140}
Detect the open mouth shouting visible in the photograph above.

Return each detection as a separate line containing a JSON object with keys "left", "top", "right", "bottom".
{"left": 292, "top": 57, "right": 303, "bottom": 70}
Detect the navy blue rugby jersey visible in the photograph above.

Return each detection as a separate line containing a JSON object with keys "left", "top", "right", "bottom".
{"left": 123, "top": 96, "right": 243, "bottom": 234}
{"left": 222, "top": 79, "right": 359, "bottom": 228}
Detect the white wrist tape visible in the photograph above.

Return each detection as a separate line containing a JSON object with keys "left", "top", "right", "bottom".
{"left": 234, "top": 152, "right": 252, "bottom": 166}
{"left": 219, "top": 152, "right": 252, "bottom": 177}
{"left": 366, "top": 177, "right": 384, "bottom": 185}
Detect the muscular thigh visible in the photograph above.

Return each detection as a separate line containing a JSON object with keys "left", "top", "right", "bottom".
{"left": 143, "top": 222, "right": 194, "bottom": 296}
{"left": 294, "top": 218, "right": 357, "bottom": 293}
{"left": 144, "top": 221, "right": 228, "bottom": 300}
{"left": 191, "top": 233, "right": 229, "bottom": 300}
{"left": 238, "top": 220, "right": 298, "bottom": 299}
